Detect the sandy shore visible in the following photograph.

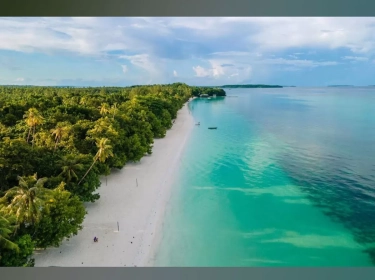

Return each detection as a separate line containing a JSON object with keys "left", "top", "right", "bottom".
{"left": 34, "top": 101, "right": 194, "bottom": 267}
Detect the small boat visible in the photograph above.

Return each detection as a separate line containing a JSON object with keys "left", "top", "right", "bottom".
{"left": 208, "top": 127, "right": 217, "bottom": 129}
{"left": 195, "top": 122, "right": 200, "bottom": 126}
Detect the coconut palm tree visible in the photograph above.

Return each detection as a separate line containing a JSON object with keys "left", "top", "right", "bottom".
{"left": 51, "top": 126, "right": 64, "bottom": 151}
{"left": 87, "top": 118, "right": 118, "bottom": 142}
{"left": 79, "top": 96, "right": 88, "bottom": 106}
{"left": 110, "top": 103, "right": 118, "bottom": 120}
{"left": 23, "top": 108, "right": 44, "bottom": 147}
{"left": 89, "top": 118, "right": 109, "bottom": 135}
{"left": 0, "top": 210, "right": 19, "bottom": 253}
{"left": 78, "top": 138, "right": 114, "bottom": 185}
{"left": 98, "top": 103, "right": 110, "bottom": 116}
{"left": 23, "top": 109, "right": 33, "bottom": 143}
{"left": 51, "top": 124, "right": 70, "bottom": 151}
{"left": 57, "top": 154, "right": 85, "bottom": 183}
{"left": 0, "top": 174, "right": 51, "bottom": 226}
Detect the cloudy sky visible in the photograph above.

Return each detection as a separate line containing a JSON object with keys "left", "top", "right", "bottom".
{"left": 1, "top": 17, "right": 375, "bottom": 87}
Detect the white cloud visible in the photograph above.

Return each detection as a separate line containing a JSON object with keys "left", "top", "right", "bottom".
{"left": 223, "top": 18, "right": 375, "bottom": 54}
{"left": 163, "top": 18, "right": 375, "bottom": 54}
{"left": 211, "top": 51, "right": 252, "bottom": 57}
{"left": 1, "top": 17, "right": 375, "bottom": 85}
{"left": 2, "top": 17, "right": 375, "bottom": 58}
{"left": 15, "top": 77, "right": 24, "bottom": 82}
{"left": 193, "top": 60, "right": 252, "bottom": 82}
{"left": 120, "top": 54, "right": 156, "bottom": 72}
{"left": 0, "top": 18, "right": 152, "bottom": 56}
{"left": 193, "top": 65, "right": 209, "bottom": 77}
{"left": 208, "top": 51, "right": 338, "bottom": 72}
{"left": 342, "top": 56, "right": 369, "bottom": 62}
{"left": 193, "top": 62, "right": 225, "bottom": 79}
{"left": 119, "top": 53, "right": 167, "bottom": 83}
{"left": 121, "top": 65, "right": 128, "bottom": 73}
{"left": 166, "top": 18, "right": 220, "bottom": 31}
{"left": 210, "top": 61, "right": 225, "bottom": 78}
{"left": 260, "top": 58, "right": 338, "bottom": 67}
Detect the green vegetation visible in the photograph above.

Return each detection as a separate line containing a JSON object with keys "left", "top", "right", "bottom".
{"left": 0, "top": 83, "right": 216, "bottom": 266}
{"left": 191, "top": 87, "right": 226, "bottom": 97}
{"left": 221, "top": 84, "right": 283, "bottom": 88}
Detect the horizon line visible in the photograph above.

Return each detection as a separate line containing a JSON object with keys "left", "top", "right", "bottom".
{"left": 0, "top": 84, "right": 374, "bottom": 88}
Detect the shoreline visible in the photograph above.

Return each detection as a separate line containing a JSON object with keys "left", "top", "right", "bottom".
{"left": 137, "top": 102, "right": 194, "bottom": 267}
{"left": 33, "top": 100, "right": 194, "bottom": 267}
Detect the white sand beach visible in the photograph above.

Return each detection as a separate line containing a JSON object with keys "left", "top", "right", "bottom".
{"left": 34, "top": 102, "right": 194, "bottom": 267}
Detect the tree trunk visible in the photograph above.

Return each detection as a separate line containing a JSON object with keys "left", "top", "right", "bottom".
{"left": 54, "top": 137, "right": 59, "bottom": 151}
{"left": 78, "top": 159, "right": 97, "bottom": 185}
{"left": 27, "top": 127, "right": 32, "bottom": 143}
{"left": 32, "top": 125, "right": 36, "bottom": 147}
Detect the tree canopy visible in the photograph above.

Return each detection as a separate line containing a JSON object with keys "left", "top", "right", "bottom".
{"left": 0, "top": 83, "right": 224, "bottom": 266}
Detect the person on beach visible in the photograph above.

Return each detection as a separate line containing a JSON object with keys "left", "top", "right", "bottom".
{"left": 94, "top": 237, "right": 98, "bottom": 242}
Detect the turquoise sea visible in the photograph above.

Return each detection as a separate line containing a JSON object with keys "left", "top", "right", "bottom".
{"left": 155, "top": 87, "right": 375, "bottom": 266}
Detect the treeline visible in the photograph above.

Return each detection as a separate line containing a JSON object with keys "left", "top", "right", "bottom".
{"left": 191, "top": 87, "right": 226, "bottom": 97}
{"left": 0, "top": 83, "right": 207, "bottom": 266}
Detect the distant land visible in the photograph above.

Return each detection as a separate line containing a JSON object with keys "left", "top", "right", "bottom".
{"left": 220, "top": 84, "right": 283, "bottom": 88}
{"left": 327, "top": 85, "right": 355, "bottom": 87}
{"left": 5, "top": 84, "right": 375, "bottom": 89}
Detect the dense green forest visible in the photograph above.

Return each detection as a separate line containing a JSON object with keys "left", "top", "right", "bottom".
{"left": 221, "top": 84, "right": 283, "bottom": 88}
{"left": 191, "top": 87, "right": 226, "bottom": 96}
{"left": 0, "top": 83, "right": 225, "bottom": 267}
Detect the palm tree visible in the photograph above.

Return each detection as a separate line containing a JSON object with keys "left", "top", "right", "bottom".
{"left": 78, "top": 138, "right": 114, "bottom": 185}
{"left": 89, "top": 118, "right": 109, "bottom": 135}
{"left": 23, "top": 109, "right": 33, "bottom": 143}
{"left": 110, "top": 103, "right": 118, "bottom": 120}
{"left": 0, "top": 174, "right": 51, "bottom": 226}
{"left": 80, "top": 96, "right": 88, "bottom": 106}
{"left": 51, "top": 126, "right": 63, "bottom": 150}
{"left": 0, "top": 211, "right": 19, "bottom": 253}
{"left": 23, "top": 108, "right": 44, "bottom": 147}
{"left": 87, "top": 118, "right": 118, "bottom": 141}
{"left": 98, "top": 103, "right": 110, "bottom": 116}
{"left": 51, "top": 124, "right": 70, "bottom": 151}
{"left": 57, "top": 154, "right": 85, "bottom": 183}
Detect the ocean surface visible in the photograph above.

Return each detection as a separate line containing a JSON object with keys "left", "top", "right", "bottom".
{"left": 155, "top": 87, "right": 375, "bottom": 266}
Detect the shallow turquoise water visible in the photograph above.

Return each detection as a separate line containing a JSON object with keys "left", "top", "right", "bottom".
{"left": 155, "top": 88, "right": 375, "bottom": 266}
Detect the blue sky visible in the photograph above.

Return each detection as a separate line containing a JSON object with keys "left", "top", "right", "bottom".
{"left": 0, "top": 17, "right": 375, "bottom": 87}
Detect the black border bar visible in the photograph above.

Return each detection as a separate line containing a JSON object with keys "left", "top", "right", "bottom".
{"left": 1, "top": 0, "right": 375, "bottom": 16}
{"left": 1, "top": 268, "right": 375, "bottom": 280}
